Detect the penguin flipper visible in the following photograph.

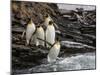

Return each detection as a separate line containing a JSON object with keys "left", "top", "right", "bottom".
{"left": 49, "top": 42, "right": 56, "bottom": 50}
{"left": 53, "top": 23, "right": 59, "bottom": 29}
{"left": 37, "top": 38, "right": 53, "bottom": 47}
{"left": 30, "top": 28, "right": 37, "bottom": 43}
{"left": 21, "top": 30, "right": 26, "bottom": 39}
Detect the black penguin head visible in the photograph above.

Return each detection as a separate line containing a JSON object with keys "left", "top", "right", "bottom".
{"left": 37, "top": 25, "right": 41, "bottom": 28}
{"left": 48, "top": 21, "right": 53, "bottom": 25}
{"left": 45, "top": 13, "right": 49, "bottom": 17}
{"left": 45, "top": 14, "right": 49, "bottom": 18}
{"left": 55, "top": 37, "right": 61, "bottom": 45}
{"left": 44, "top": 14, "right": 49, "bottom": 19}
{"left": 56, "top": 37, "right": 60, "bottom": 42}
{"left": 28, "top": 18, "right": 33, "bottom": 24}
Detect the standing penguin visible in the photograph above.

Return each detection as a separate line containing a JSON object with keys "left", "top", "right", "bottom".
{"left": 43, "top": 14, "right": 59, "bottom": 30}
{"left": 47, "top": 37, "right": 61, "bottom": 63}
{"left": 35, "top": 25, "right": 45, "bottom": 47}
{"left": 46, "top": 21, "right": 55, "bottom": 48}
{"left": 25, "top": 18, "right": 36, "bottom": 46}
{"left": 44, "top": 14, "right": 52, "bottom": 27}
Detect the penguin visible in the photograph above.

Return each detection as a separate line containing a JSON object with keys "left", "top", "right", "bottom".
{"left": 31, "top": 33, "right": 37, "bottom": 46}
{"left": 46, "top": 21, "right": 55, "bottom": 48}
{"left": 43, "top": 14, "right": 59, "bottom": 29}
{"left": 47, "top": 37, "right": 61, "bottom": 63}
{"left": 44, "top": 14, "right": 52, "bottom": 27}
{"left": 25, "top": 18, "right": 36, "bottom": 46}
{"left": 35, "top": 25, "right": 45, "bottom": 47}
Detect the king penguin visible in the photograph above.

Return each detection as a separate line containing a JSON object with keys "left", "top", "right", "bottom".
{"left": 47, "top": 37, "right": 61, "bottom": 63}
{"left": 35, "top": 25, "right": 45, "bottom": 47}
{"left": 43, "top": 14, "right": 59, "bottom": 30}
{"left": 44, "top": 14, "right": 52, "bottom": 27}
{"left": 46, "top": 21, "right": 55, "bottom": 48}
{"left": 25, "top": 18, "right": 36, "bottom": 46}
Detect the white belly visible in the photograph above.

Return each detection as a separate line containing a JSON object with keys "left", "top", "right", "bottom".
{"left": 31, "top": 34, "right": 38, "bottom": 45}
{"left": 44, "top": 18, "right": 51, "bottom": 27}
{"left": 36, "top": 27, "right": 45, "bottom": 46}
{"left": 26, "top": 23, "right": 36, "bottom": 45}
{"left": 47, "top": 44, "right": 60, "bottom": 63}
{"left": 46, "top": 26, "right": 55, "bottom": 48}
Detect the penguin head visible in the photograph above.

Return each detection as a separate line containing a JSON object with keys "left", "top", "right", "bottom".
{"left": 37, "top": 25, "right": 41, "bottom": 28}
{"left": 28, "top": 18, "right": 33, "bottom": 24}
{"left": 45, "top": 14, "right": 49, "bottom": 17}
{"left": 56, "top": 37, "right": 60, "bottom": 41}
{"left": 36, "top": 25, "right": 43, "bottom": 31}
{"left": 55, "top": 37, "right": 61, "bottom": 44}
{"left": 44, "top": 14, "right": 49, "bottom": 19}
{"left": 45, "top": 14, "right": 49, "bottom": 18}
{"left": 48, "top": 21, "right": 53, "bottom": 26}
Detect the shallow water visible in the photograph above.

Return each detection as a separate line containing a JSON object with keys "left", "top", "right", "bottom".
{"left": 14, "top": 52, "right": 95, "bottom": 74}
{"left": 32, "top": 52, "right": 95, "bottom": 72}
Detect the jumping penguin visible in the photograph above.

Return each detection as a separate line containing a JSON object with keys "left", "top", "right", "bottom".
{"left": 47, "top": 37, "right": 61, "bottom": 63}
{"left": 46, "top": 20, "right": 55, "bottom": 48}
{"left": 25, "top": 18, "right": 36, "bottom": 46}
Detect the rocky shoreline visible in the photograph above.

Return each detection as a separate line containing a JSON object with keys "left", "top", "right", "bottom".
{"left": 11, "top": 1, "right": 96, "bottom": 74}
